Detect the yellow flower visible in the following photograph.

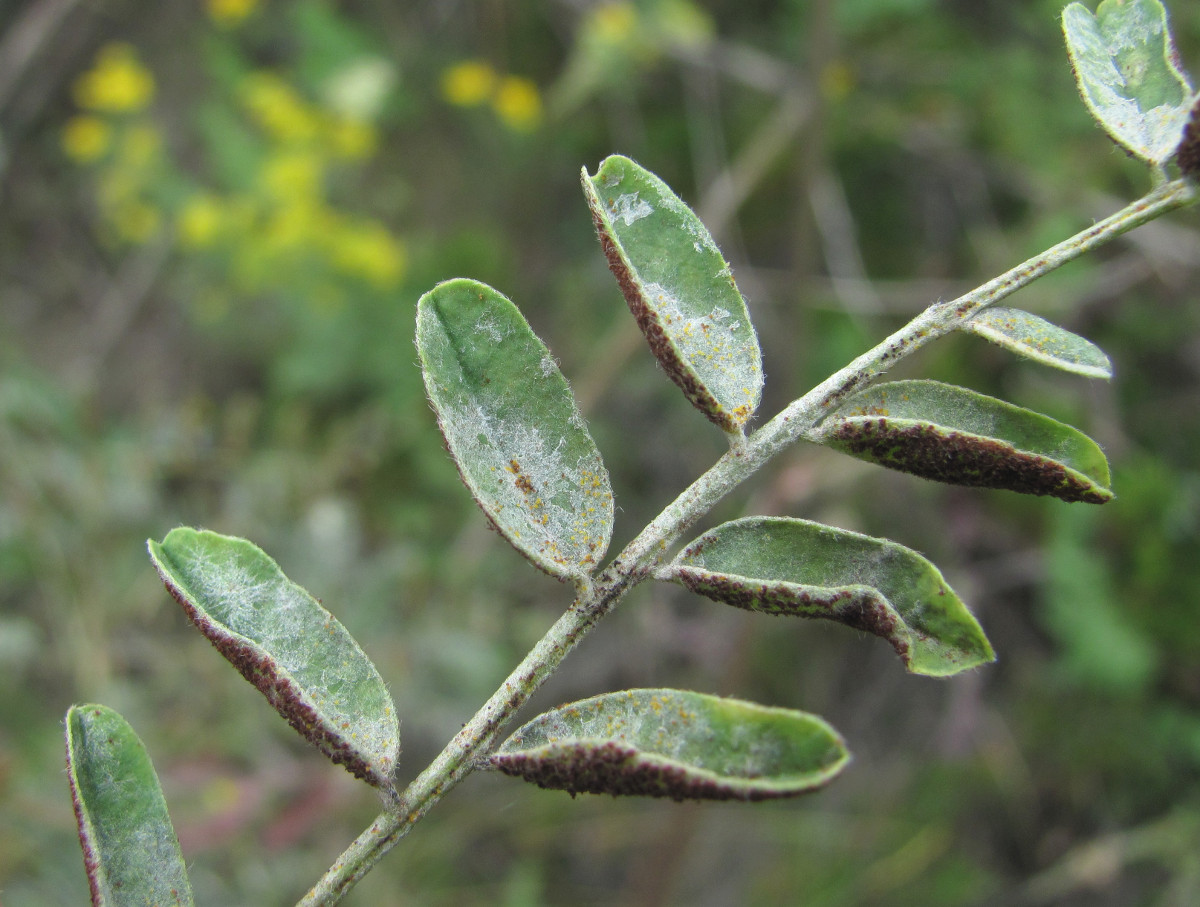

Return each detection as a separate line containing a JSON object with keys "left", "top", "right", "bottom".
{"left": 588, "top": 2, "right": 638, "bottom": 44}
{"left": 62, "top": 115, "right": 111, "bottom": 162}
{"left": 207, "top": 0, "right": 259, "bottom": 27}
{"left": 74, "top": 43, "right": 155, "bottom": 113}
{"left": 241, "top": 72, "right": 319, "bottom": 143}
{"left": 177, "top": 194, "right": 224, "bottom": 248}
{"left": 492, "top": 76, "right": 542, "bottom": 131}
{"left": 441, "top": 60, "right": 496, "bottom": 107}
{"left": 332, "top": 219, "right": 405, "bottom": 288}
{"left": 111, "top": 200, "right": 161, "bottom": 243}
{"left": 261, "top": 151, "right": 323, "bottom": 200}
{"left": 327, "top": 117, "right": 377, "bottom": 159}
{"left": 119, "top": 123, "right": 162, "bottom": 167}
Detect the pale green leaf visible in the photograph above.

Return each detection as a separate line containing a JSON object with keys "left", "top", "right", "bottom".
{"left": 416, "top": 279, "right": 613, "bottom": 580}
{"left": 667, "top": 517, "right": 993, "bottom": 677}
{"left": 964, "top": 307, "right": 1112, "bottom": 379}
{"left": 148, "top": 529, "right": 399, "bottom": 788}
{"left": 491, "top": 689, "right": 848, "bottom": 800}
{"left": 65, "top": 704, "right": 193, "bottom": 907}
{"left": 582, "top": 155, "right": 763, "bottom": 434}
{"left": 1063, "top": 0, "right": 1194, "bottom": 166}
{"left": 818, "top": 380, "right": 1113, "bottom": 503}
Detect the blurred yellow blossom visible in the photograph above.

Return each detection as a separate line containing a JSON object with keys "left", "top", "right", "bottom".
{"left": 207, "top": 0, "right": 259, "bottom": 27}
{"left": 441, "top": 60, "right": 496, "bottom": 107}
{"left": 112, "top": 200, "right": 161, "bottom": 243}
{"left": 589, "top": 2, "right": 638, "bottom": 44}
{"left": 119, "top": 123, "right": 162, "bottom": 168}
{"left": 331, "top": 219, "right": 405, "bottom": 288}
{"left": 73, "top": 43, "right": 155, "bottom": 113}
{"left": 62, "top": 115, "right": 111, "bottom": 162}
{"left": 262, "top": 151, "right": 324, "bottom": 200}
{"left": 327, "top": 117, "right": 377, "bottom": 159}
{"left": 241, "top": 72, "right": 319, "bottom": 143}
{"left": 492, "top": 76, "right": 543, "bottom": 131}
{"left": 177, "top": 194, "right": 224, "bottom": 248}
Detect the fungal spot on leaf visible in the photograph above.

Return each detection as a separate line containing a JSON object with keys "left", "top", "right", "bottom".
{"left": 827, "top": 419, "right": 1111, "bottom": 503}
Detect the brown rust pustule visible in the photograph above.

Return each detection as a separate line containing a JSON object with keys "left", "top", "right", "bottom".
{"left": 491, "top": 741, "right": 806, "bottom": 802}
{"left": 827, "top": 418, "right": 1110, "bottom": 503}
{"left": 587, "top": 193, "right": 735, "bottom": 433}
{"left": 1175, "top": 95, "right": 1200, "bottom": 180}
{"left": 157, "top": 574, "right": 392, "bottom": 789}
{"left": 675, "top": 569, "right": 910, "bottom": 662}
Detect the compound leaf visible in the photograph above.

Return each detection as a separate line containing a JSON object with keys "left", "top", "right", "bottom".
{"left": 1063, "top": 0, "right": 1194, "bottom": 167}
{"left": 964, "top": 307, "right": 1112, "bottom": 379}
{"left": 583, "top": 154, "right": 763, "bottom": 434}
{"left": 818, "top": 380, "right": 1112, "bottom": 503}
{"left": 66, "top": 704, "right": 193, "bottom": 907}
{"left": 667, "top": 517, "right": 993, "bottom": 677}
{"left": 148, "top": 528, "right": 399, "bottom": 789}
{"left": 491, "top": 689, "right": 848, "bottom": 801}
{"left": 417, "top": 279, "right": 613, "bottom": 580}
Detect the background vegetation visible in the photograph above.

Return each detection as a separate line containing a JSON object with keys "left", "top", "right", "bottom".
{"left": 2, "top": 0, "right": 1199, "bottom": 903}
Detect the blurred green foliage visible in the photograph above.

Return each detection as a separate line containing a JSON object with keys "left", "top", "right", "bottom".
{"left": 1, "top": 0, "right": 1199, "bottom": 903}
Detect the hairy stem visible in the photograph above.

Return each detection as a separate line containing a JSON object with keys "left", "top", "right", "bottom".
{"left": 298, "top": 177, "right": 1196, "bottom": 906}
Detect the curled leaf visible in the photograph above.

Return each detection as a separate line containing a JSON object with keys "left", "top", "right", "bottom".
{"left": 666, "top": 517, "right": 993, "bottom": 676}
{"left": 1063, "top": 0, "right": 1193, "bottom": 166}
{"left": 66, "top": 704, "right": 193, "bottom": 907}
{"left": 148, "top": 528, "right": 399, "bottom": 789}
{"left": 963, "top": 307, "right": 1112, "bottom": 379}
{"left": 491, "top": 689, "right": 848, "bottom": 801}
{"left": 818, "top": 380, "right": 1113, "bottom": 503}
{"left": 583, "top": 154, "right": 763, "bottom": 434}
{"left": 417, "top": 279, "right": 613, "bottom": 580}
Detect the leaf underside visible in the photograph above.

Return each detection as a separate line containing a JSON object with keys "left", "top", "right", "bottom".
{"left": 492, "top": 689, "right": 849, "bottom": 801}
{"left": 669, "top": 517, "right": 994, "bottom": 676}
{"left": 820, "top": 380, "right": 1113, "bottom": 503}
{"left": 964, "top": 307, "right": 1112, "bottom": 379}
{"left": 148, "top": 528, "right": 399, "bottom": 788}
{"left": 66, "top": 704, "right": 193, "bottom": 907}
{"left": 1062, "top": 0, "right": 1193, "bottom": 166}
{"left": 583, "top": 154, "right": 763, "bottom": 433}
{"left": 416, "top": 278, "right": 614, "bottom": 580}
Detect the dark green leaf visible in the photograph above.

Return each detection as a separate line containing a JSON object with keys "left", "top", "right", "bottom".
{"left": 964, "top": 307, "right": 1112, "bottom": 379}
{"left": 667, "top": 517, "right": 993, "bottom": 676}
{"left": 1063, "top": 0, "right": 1194, "bottom": 166}
{"left": 582, "top": 155, "right": 763, "bottom": 434}
{"left": 65, "top": 704, "right": 193, "bottom": 907}
{"left": 819, "top": 380, "right": 1113, "bottom": 503}
{"left": 416, "top": 279, "right": 613, "bottom": 580}
{"left": 491, "top": 689, "right": 848, "bottom": 801}
{"left": 148, "top": 528, "right": 399, "bottom": 789}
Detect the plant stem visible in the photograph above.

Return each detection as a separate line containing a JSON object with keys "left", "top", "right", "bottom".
{"left": 298, "top": 177, "right": 1196, "bottom": 906}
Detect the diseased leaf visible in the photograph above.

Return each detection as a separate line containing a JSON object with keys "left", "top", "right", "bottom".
{"left": 818, "top": 380, "right": 1113, "bottom": 503}
{"left": 491, "top": 689, "right": 848, "bottom": 801}
{"left": 582, "top": 154, "right": 763, "bottom": 434}
{"left": 964, "top": 307, "right": 1112, "bottom": 379}
{"left": 148, "top": 529, "right": 399, "bottom": 789}
{"left": 416, "top": 279, "right": 613, "bottom": 580}
{"left": 1176, "top": 94, "right": 1200, "bottom": 178}
{"left": 1063, "top": 0, "right": 1194, "bottom": 166}
{"left": 666, "top": 517, "right": 993, "bottom": 677}
{"left": 66, "top": 704, "right": 193, "bottom": 907}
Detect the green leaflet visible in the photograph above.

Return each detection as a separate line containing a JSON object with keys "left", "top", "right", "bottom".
{"left": 148, "top": 528, "right": 399, "bottom": 789}
{"left": 667, "top": 517, "right": 994, "bottom": 677}
{"left": 65, "top": 704, "right": 193, "bottom": 907}
{"left": 416, "top": 279, "right": 614, "bottom": 580}
{"left": 964, "top": 307, "right": 1112, "bottom": 379}
{"left": 1063, "top": 0, "right": 1194, "bottom": 167}
{"left": 491, "top": 689, "right": 849, "bottom": 801}
{"left": 819, "top": 380, "right": 1113, "bottom": 503}
{"left": 582, "top": 154, "right": 763, "bottom": 434}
